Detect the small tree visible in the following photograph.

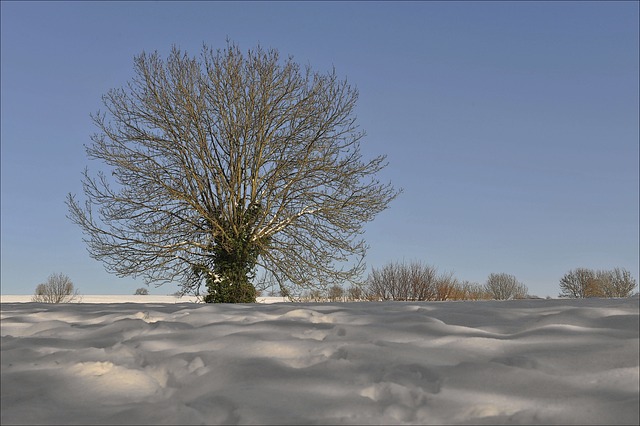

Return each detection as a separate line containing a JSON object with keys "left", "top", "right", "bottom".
{"left": 328, "top": 284, "right": 345, "bottom": 302}
{"left": 134, "top": 287, "right": 149, "bottom": 295}
{"left": 598, "top": 268, "right": 637, "bottom": 298}
{"left": 32, "top": 273, "right": 79, "bottom": 303}
{"left": 559, "top": 268, "right": 603, "bottom": 298}
{"left": 485, "top": 273, "right": 527, "bottom": 300}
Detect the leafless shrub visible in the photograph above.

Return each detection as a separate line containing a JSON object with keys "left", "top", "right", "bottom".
{"left": 346, "top": 285, "right": 365, "bottom": 301}
{"left": 484, "top": 273, "right": 528, "bottom": 300}
{"left": 560, "top": 267, "right": 637, "bottom": 298}
{"left": 328, "top": 284, "right": 345, "bottom": 302}
{"left": 32, "top": 273, "right": 80, "bottom": 303}
{"left": 456, "top": 280, "right": 491, "bottom": 301}
{"left": 559, "top": 268, "right": 603, "bottom": 298}
{"left": 366, "top": 261, "right": 456, "bottom": 301}
{"left": 304, "top": 289, "right": 326, "bottom": 302}
{"left": 597, "top": 268, "right": 637, "bottom": 297}
{"left": 433, "top": 272, "right": 459, "bottom": 301}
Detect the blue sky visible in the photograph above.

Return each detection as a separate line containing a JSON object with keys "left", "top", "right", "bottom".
{"left": 1, "top": 1, "right": 638, "bottom": 297}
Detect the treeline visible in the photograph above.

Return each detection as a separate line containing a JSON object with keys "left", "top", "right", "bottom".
{"left": 273, "top": 261, "right": 637, "bottom": 302}
{"left": 558, "top": 267, "right": 637, "bottom": 298}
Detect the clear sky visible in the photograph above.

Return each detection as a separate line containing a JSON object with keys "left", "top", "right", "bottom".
{"left": 1, "top": 1, "right": 638, "bottom": 297}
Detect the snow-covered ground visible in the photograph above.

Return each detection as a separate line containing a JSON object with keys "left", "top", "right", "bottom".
{"left": 0, "top": 295, "right": 286, "bottom": 304}
{"left": 1, "top": 297, "right": 638, "bottom": 425}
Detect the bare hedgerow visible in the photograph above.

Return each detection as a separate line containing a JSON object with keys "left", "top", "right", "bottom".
{"left": 433, "top": 272, "right": 459, "bottom": 301}
{"left": 346, "top": 284, "right": 365, "bottom": 301}
{"left": 559, "top": 267, "right": 637, "bottom": 298}
{"left": 457, "top": 280, "right": 491, "bottom": 301}
{"left": 303, "top": 289, "right": 326, "bottom": 302}
{"left": 366, "top": 261, "right": 456, "bottom": 301}
{"left": 32, "top": 273, "right": 80, "bottom": 303}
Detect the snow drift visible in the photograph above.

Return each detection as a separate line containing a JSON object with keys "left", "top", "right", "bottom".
{"left": 1, "top": 298, "right": 638, "bottom": 424}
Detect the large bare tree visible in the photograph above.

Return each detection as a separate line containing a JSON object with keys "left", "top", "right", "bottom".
{"left": 67, "top": 42, "right": 399, "bottom": 302}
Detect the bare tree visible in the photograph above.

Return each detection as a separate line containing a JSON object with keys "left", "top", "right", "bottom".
{"left": 134, "top": 287, "right": 149, "bottom": 295}
{"left": 67, "top": 42, "right": 399, "bottom": 302}
{"left": 328, "top": 284, "right": 345, "bottom": 302}
{"left": 32, "top": 273, "right": 80, "bottom": 303}
{"left": 366, "top": 262, "right": 403, "bottom": 301}
{"left": 560, "top": 267, "right": 637, "bottom": 298}
{"left": 484, "top": 273, "right": 527, "bottom": 300}
{"left": 558, "top": 268, "right": 603, "bottom": 298}
{"left": 600, "top": 268, "right": 637, "bottom": 297}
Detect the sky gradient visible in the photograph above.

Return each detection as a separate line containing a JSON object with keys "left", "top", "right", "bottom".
{"left": 1, "top": 1, "right": 638, "bottom": 297}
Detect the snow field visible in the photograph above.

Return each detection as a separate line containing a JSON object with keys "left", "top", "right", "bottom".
{"left": 1, "top": 298, "right": 638, "bottom": 424}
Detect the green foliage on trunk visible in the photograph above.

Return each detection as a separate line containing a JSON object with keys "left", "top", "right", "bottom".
{"left": 204, "top": 278, "right": 257, "bottom": 303}
{"left": 196, "top": 203, "right": 268, "bottom": 303}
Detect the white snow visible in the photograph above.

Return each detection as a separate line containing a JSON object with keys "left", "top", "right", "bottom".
{"left": 1, "top": 297, "right": 638, "bottom": 425}
{"left": 0, "top": 295, "right": 286, "bottom": 304}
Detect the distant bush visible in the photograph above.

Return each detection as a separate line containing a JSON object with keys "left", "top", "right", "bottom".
{"left": 365, "top": 261, "right": 471, "bottom": 301}
{"left": 484, "top": 273, "right": 528, "bottom": 300}
{"left": 346, "top": 285, "right": 365, "bottom": 301}
{"left": 559, "top": 267, "right": 637, "bottom": 298}
{"left": 433, "top": 271, "right": 460, "bottom": 301}
{"left": 366, "top": 261, "right": 432, "bottom": 301}
{"left": 32, "top": 273, "right": 80, "bottom": 303}
{"left": 599, "top": 268, "right": 637, "bottom": 298}
{"left": 455, "top": 280, "right": 491, "bottom": 301}
{"left": 559, "top": 268, "right": 601, "bottom": 298}
{"left": 306, "top": 289, "right": 325, "bottom": 302}
{"left": 134, "top": 287, "right": 149, "bottom": 295}
{"left": 328, "top": 284, "right": 345, "bottom": 302}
